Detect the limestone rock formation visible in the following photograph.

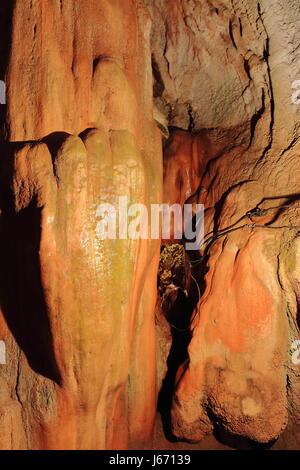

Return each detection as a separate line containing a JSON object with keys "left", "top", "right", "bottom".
{"left": 0, "top": 0, "right": 299, "bottom": 450}
{"left": 0, "top": 0, "right": 162, "bottom": 450}
{"left": 155, "top": 0, "right": 300, "bottom": 445}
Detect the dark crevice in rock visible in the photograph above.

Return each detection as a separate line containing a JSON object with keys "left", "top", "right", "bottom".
{"left": 92, "top": 57, "right": 101, "bottom": 75}
{"left": 280, "top": 136, "right": 300, "bottom": 157}
{"left": 229, "top": 19, "right": 237, "bottom": 49}
{"left": 254, "top": 5, "right": 275, "bottom": 167}
{"left": 15, "top": 349, "right": 22, "bottom": 406}
{"left": 239, "top": 17, "right": 243, "bottom": 36}
{"left": 163, "top": 25, "right": 171, "bottom": 79}
{"left": 187, "top": 105, "right": 195, "bottom": 133}
{"left": 248, "top": 88, "right": 265, "bottom": 148}
{"left": 243, "top": 58, "right": 251, "bottom": 81}
{"left": 43, "top": 131, "right": 71, "bottom": 181}
{"left": 152, "top": 54, "right": 165, "bottom": 98}
{"left": 157, "top": 243, "right": 201, "bottom": 441}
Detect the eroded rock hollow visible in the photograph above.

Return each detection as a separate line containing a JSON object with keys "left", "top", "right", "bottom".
{"left": 0, "top": 0, "right": 299, "bottom": 450}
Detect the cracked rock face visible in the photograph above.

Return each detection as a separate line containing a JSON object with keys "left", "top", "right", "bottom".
{"left": 0, "top": 0, "right": 299, "bottom": 450}
{"left": 159, "top": 0, "right": 300, "bottom": 445}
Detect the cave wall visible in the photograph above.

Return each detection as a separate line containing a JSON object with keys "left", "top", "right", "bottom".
{"left": 0, "top": 0, "right": 162, "bottom": 450}
{"left": 0, "top": 0, "right": 299, "bottom": 450}
{"left": 154, "top": 0, "right": 300, "bottom": 444}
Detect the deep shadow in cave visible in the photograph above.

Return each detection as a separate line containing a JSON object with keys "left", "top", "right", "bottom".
{"left": 157, "top": 287, "right": 194, "bottom": 442}
{"left": 0, "top": 142, "right": 61, "bottom": 384}
{"left": 157, "top": 241, "right": 204, "bottom": 442}
{"left": 211, "top": 424, "right": 278, "bottom": 450}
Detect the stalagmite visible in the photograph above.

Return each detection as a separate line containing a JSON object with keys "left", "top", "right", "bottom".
{"left": 0, "top": 0, "right": 299, "bottom": 450}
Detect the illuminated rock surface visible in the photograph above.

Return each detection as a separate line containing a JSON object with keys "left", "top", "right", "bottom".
{"left": 0, "top": 0, "right": 299, "bottom": 450}
{"left": 0, "top": 0, "right": 162, "bottom": 450}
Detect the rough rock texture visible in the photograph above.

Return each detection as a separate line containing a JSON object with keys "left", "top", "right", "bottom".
{"left": 156, "top": 0, "right": 300, "bottom": 445}
{"left": 0, "top": 0, "right": 299, "bottom": 450}
{"left": 0, "top": 0, "right": 162, "bottom": 450}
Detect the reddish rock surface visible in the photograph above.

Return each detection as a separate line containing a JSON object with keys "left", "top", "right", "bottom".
{"left": 156, "top": 0, "right": 300, "bottom": 446}
{"left": 0, "top": 0, "right": 299, "bottom": 450}
{"left": 0, "top": 0, "right": 162, "bottom": 450}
